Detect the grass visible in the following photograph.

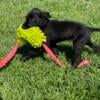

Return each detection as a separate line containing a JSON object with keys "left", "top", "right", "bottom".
{"left": 0, "top": 0, "right": 100, "bottom": 100}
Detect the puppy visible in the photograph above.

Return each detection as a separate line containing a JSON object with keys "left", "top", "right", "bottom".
{"left": 22, "top": 8, "right": 100, "bottom": 67}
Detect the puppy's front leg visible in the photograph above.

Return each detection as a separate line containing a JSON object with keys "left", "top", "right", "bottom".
{"left": 72, "top": 46, "right": 83, "bottom": 67}
{"left": 45, "top": 41, "right": 58, "bottom": 55}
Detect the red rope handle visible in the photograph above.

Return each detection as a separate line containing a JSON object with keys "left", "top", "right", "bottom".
{"left": 43, "top": 44, "right": 64, "bottom": 68}
{"left": 0, "top": 42, "right": 19, "bottom": 69}
{"left": 0, "top": 42, "right": 64, "bottom": 69}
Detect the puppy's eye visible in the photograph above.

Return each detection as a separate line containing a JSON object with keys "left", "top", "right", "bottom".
{"left": 30, "top": 15, "right": 34, "bottom": 18}
{"left": 38, "top": 14, "right": 42, "bottom": 18}
{"left": 27, "top": 14, "right": 34, "bottom": 19}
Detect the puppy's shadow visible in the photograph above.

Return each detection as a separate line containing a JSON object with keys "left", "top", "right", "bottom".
{"left": 18, "top": 44, "right": 73, "bottom": 62}
{"left": 57, "top": 45, "right": 74, "bottom": 62}
{"left": 17, "top": 44, "right": 44, "bottom": 61}
{"left": 18, "top": 44, "right": 92, "bottom": 62}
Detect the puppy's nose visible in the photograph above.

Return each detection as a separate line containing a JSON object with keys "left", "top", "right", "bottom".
{"left": 22, "top": 23, "right": 29, "bottom": 29}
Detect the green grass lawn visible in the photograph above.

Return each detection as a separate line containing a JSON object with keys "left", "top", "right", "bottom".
{"left": 0, "top": 0, "right": 100, "bottom": 100}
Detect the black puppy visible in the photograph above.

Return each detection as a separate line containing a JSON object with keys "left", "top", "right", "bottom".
{"left": 22, "top": 8, "right": 100, "bottom": 67}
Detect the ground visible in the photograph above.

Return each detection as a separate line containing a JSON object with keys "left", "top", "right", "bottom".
{"left": 0, "top": 0, "right": 100, "bottom": 100}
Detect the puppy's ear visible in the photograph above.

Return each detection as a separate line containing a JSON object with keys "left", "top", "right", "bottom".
{"left": 41, "top": 12, "right": 51, "bottom": 18}
{"left": 31, "top": 8, "right": 41, "bottom": 12}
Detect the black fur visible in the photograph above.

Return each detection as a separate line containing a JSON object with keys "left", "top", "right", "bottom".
{"left": 22, "top": 8, "right": 100, "bottom": 67}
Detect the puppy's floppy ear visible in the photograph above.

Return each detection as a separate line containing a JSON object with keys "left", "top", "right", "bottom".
{"left": 31, "top": 8, "right": 41, "bottom": 12}
{"left": 41, "top": 12, "right": 51, "bottom": 18}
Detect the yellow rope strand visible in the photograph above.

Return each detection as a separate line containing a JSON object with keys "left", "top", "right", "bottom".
{"left": 17, "top": 25, "right": 46, "bottom": 48}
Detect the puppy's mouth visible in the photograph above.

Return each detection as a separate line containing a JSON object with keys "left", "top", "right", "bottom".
{"left": 22, "top": 23, "right": 30, "bottom": 29}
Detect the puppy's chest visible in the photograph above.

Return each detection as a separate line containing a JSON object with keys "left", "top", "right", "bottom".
{"left": 43, "top": 28, "right": 58, "bottom": 38}
{"left": 43, "top": 29, "right": 65, "bottom": 44}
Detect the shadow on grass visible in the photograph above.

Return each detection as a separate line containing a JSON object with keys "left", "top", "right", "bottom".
{"left": 57, "top": 45, "right": 73, "bottom": 61}
{"left": 17, "top": 44, "right": 45, "bottom": 61}
{"left": 0, "top": 94, "right": 3, "bottom": 100}
{"left": 17, "top": 44, "right": 74, "bottom": 64}
{"left": 0, "top": 97, "right": 3, "bottom": 100}
{"left": 18, "top": 44, "right": 93, "bottom": 63}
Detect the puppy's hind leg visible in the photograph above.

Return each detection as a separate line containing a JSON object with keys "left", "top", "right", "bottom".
{"left": 72, "top": 35, "right": 89, "bottom": 67}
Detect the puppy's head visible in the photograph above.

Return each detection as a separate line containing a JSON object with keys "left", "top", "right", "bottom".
{"left": 22, "top": 8, "right": 51, "bottom": 29}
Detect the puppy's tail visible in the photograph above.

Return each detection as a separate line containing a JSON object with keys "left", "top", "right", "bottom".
{"left": 89, "top": 27, "right": 100, "bottom": 32}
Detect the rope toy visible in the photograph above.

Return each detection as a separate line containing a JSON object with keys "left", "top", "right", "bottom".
{"left": 17, "top": 25, "right": 46, "bottom": 48}
{"left": 0, "top": 25, "right": 89, "bottom": 69}
{"left": 0, "top": 25, "right": 64, "bottom": 69}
